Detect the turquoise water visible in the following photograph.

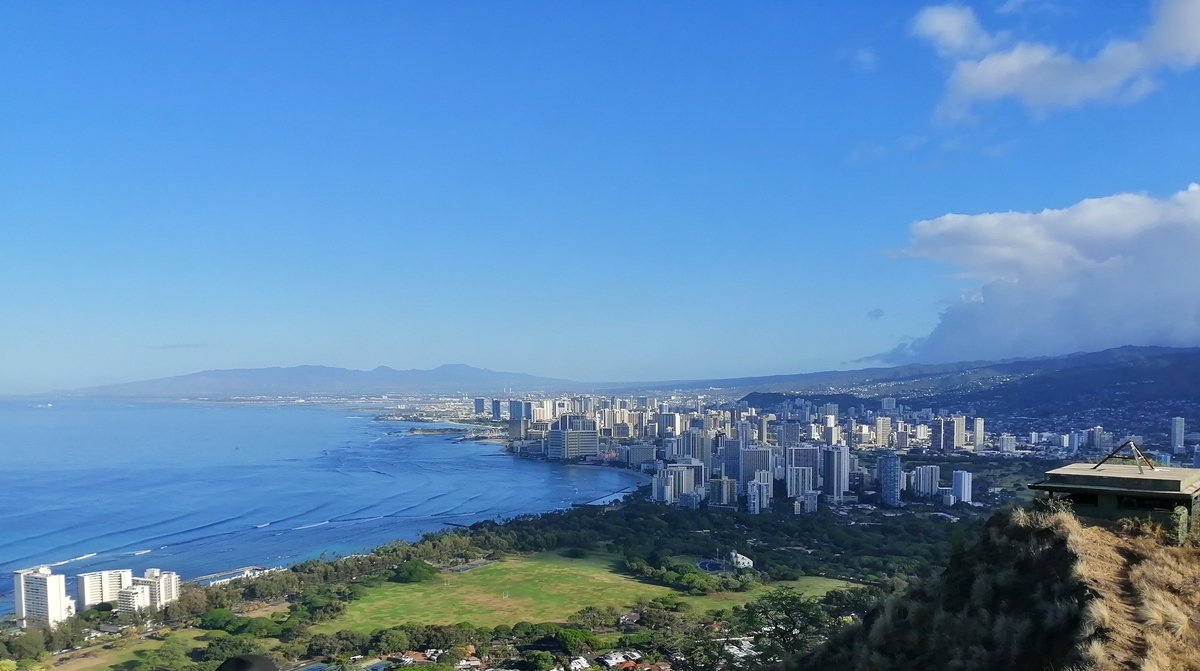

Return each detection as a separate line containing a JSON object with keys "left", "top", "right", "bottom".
{"left": 0, "top": 400, "right": 642, "bottom": 610}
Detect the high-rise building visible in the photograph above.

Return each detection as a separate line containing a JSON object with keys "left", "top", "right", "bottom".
{"left": 711, "top": 477, "right": 738, "bottom": 506}
{"left": 547, "top": 415, "right": 600, "bottom": 461}
{"left": 786, "top": 466, "right": 814, "bottom": 498}
{"left": 722, "top": 436, "right": 742, "bottom": 484}
{"left": 951, "top": 416, "right": 967, "bottom": 448}
{"left": 822, "top": 425, "right": 842, "bottom": 446}
{"left": 739, "top": 447, "right": 773, "bottom": 492}
{"left": 786, "top": 445, "right": 820, "bottom": 474}
{"left": 821, "top": 445, "right": 849, "bottom": 504}
{"left": 880, "top": 397, "right": 896, "bottom": 411}
{"left": 661, "top": 466, "right": 695, "bottom": 503}
{"left": 117, "top": 584, "right": 151, "bottom": 615}
{"left": 778, "top": 421, "right": 803, "bottom": 447}
{"left": 77, "top": 569, "right": 132, "bottom": 609}
{"left": 1171, "top": 417, "right": 1186, "bottom": 455}
{"left": 973, "top": 418, "right": 985, "bottom": 450}
{"left": 878, "top": 451, "right": 902, "bottom": 508}
{"left": 652, "top": 475, "right": 674, "bottom": 504}
{"left": 874, "top": 417, "right": 892, "bottom": 448}
{"left": 998, "top": 434, "right": 1017, "bottom": 452}
{"left": 746, "top": 471, "right": 773, "bottom": 514}
{"left": 758, "top": 416, "right": 771, "bottom": 445}
{"left": 625, "top": 443, "right": 657, "bottom": 466}
{"left": 929, "top": 419, "right": 948, "bottom": 452}
{"left": 951, "top": 471, "right": 973, "bottom": 503}
{"left": 682, "top": 429, "right": 714, "bottom": 477}
{"left": 509, "top": 400, "right": 524, "bottom": 421}
{"left": 473, "top": 398, "right": 486, "bottom": 414}
{"left": 657, "top": 413, "right": 682, "bottom": 437}
{"left": 490, "top": 399, "right": 502, "bottom": 421}
{"left": 132, "top": 569, "right": 180, "bottom": 611}
{"left": 821, "top": 403, "right": 839, "bottom": 419}
{"left": 914, "top": 465, "right": 941, "bottom": 498}
{"left": 13, "top": 567, "right": 75, "bottom": 629}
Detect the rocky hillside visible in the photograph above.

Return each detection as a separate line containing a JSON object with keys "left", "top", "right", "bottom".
{"left": 797, "top": 508, "right": 1200, "bottom": 671}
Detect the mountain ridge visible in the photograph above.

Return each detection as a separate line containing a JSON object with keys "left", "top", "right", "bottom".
{"left": 36, "top": 345, "right": 1200, "bottom": 400}
{"left": 58, "top": 363, "right": 576, "bottom": 398}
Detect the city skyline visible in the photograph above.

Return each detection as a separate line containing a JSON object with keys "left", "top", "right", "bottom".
{"left": 3, "top": 1, "right": 1199, "bottom": 395}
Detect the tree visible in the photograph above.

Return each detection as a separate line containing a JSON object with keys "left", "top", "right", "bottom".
{"left": 567, "top": 606, "right": 617, "bottom": 631}
{"left": 237, "top": 618, "right": 282, "bottom": 638}
{"left": 202, "top": 635, "right": 263, "bottom": 662}
{"left": 9, "top": 631, "right": 45, "bottom": 661}
{"left": 199, "top": 609, "right": 240, "bottom": 631}
{"left": 369, "top": 629, "right": 411, "bottom": 655}
{"left": 554, "top": 629, "right": 595, "bottom": 655}
{"left": 0, "top": 660, "right": 17, "bottom": 671}
{"left": 523, "top": 650, "right": 554, "bottom": 671}
{"left": 736, "top": 586, "right": 832, "bottom": 666}
{"left": 820, "top": 586, "right": 884, "bottom": 621}
{"left": 390, "top": 560, "right": 438, "bottom": 583}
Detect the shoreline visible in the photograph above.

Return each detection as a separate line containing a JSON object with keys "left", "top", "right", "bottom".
{"left": 563, "top": 461, "right": 655, "bottom": 482}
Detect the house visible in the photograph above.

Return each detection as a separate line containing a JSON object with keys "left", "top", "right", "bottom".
{"left": 599, "top": 653, "right": 627, "bottom": 668}
{"left": 569, "top": 657, "right": 590, "bottom": 671}
{"left": 728, "top": 551, "right": 754, "bottom": 569}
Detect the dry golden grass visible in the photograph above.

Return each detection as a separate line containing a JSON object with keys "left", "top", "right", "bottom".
{"left": 797, "top": 507, "right": 1200, "bottom": 671}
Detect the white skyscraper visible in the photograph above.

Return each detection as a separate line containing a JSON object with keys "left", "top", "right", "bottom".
{"left": 952, "top": 470, "right": 973, "bottom": 503}
{"left": 914, "top": 465, "right": 941, "bottom": 498}
{"left": 972, "top": 418, "right": 985, "bottom": 450}
{"left": 78, "top": 569, "right": 133, "bottom": 609}
{"left": 786, "top": 466, "right": 814, "bottom": 498}
{"left": 874, "top": 417, "right": 892, "bottom": 448}
{"left": 132, "top": 569, "right": 180, "bottom": 611}
{"left": 1171, "top": 417, "right": 1186, "bottom": 455}
{"left": 746, "top": 471, "right": 773, "bottom": 514}
{"left": 13, "top": 567, "right": 76, "bottom": 629}
{"left": 998, "top": 434, "right": 1017, "bottom": 452}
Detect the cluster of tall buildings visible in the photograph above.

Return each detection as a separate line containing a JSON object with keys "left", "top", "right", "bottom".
{"left": 11, "top": 566, "right": 180, "bottom": 629}
{"left": 475, "top": 393, "right": 996, "bottom": 513}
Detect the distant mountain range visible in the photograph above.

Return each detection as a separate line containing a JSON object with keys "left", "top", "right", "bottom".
{"left": 631, "top": 346, "right": 1200, "bottom": 395}
{"left": 65, "top": 364, "right": 575, "bottom": 398}
{"left": 48, "top": 345, "right": 1200, "bottom": 401}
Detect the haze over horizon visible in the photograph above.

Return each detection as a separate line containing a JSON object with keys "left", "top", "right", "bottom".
{"left": 3, "top": 1, "right": 1200, "bottom": 394}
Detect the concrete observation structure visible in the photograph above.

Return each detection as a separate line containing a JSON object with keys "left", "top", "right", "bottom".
{"left": 1033, "top": 462, "right": 1200, "bottom": 526}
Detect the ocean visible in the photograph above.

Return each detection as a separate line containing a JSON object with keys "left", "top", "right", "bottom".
{"left": 0, "top": 400, "right": 644, "bottom": 611}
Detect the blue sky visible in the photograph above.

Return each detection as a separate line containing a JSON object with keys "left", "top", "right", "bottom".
{"left": 2, "top": 0, "right": 1199, "bottom": 393}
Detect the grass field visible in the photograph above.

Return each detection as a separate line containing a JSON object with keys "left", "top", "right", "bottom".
{"left": 53, "top": 628, "right": 208, "bottom": 671}
{"left": 314, "top": 552, "right": 848, "bottom": 632}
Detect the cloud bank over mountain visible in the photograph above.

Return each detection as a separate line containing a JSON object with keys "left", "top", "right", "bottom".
{"left": 914, "top": 0, "right": 1200, "bottom": 118}
{"left": 886, "top": 183, "right": 1200, "bottom": 363}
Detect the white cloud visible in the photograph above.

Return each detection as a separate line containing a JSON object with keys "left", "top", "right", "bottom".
{"left": 914, "top": 0, "right": 1200, "bottom": 118}
{"left": 854, "top": 48, "right": 879, "bottom": 71}
{"left": 886, "top": 183, "right": 1200, "bottom": 363}
{"left": 996, "top": 0, "right": 1028, "bottom": 13}
{"left": 912, "top": 5, "right": 1002, "bottom": 57}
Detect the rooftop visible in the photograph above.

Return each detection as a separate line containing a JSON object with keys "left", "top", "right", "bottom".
{"left": 1038, "top": 463, "right": 1200, "bottom": 495}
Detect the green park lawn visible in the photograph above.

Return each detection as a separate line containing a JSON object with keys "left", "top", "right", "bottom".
{"left": 313, "top": 552, "right": 848, "bottom": 632}
{"left": 55, "top": 628, "right": 208, "bottom": 671}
